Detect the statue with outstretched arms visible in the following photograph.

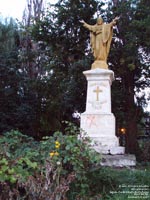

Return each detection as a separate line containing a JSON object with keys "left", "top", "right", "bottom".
{"left": 80, "top": 16, "right": 119, "bottom": 69}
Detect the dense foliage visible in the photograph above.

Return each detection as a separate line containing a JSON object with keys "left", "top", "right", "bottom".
{"left": 0, "top": 130, "right": 150, "bottom": 199}
{"left": 0, "top": 127, "right": 100, "bottom": 199}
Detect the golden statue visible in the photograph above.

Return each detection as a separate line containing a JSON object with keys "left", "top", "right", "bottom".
{"left": 80, "top": 16, "right": 119, "bottom": 69}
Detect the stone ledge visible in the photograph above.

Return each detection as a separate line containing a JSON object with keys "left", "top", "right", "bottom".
{"left": 100, "top": 154, "right": 136, "bottom": 167}
{"left": 83, "top": 68, "right": 114, "bottom": 83}
{"left": 94, "top": 145, "right": 125, "bottom": 155}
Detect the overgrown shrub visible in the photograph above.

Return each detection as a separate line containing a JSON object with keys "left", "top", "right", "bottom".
{"left": 0, "top": 125, "right": 100, "bottom": 200}
{"left": 1, "top": 128, "right": 149, "bottom": 200}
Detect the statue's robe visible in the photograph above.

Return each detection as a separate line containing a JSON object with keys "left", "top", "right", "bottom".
{"left": 83, "top": 22, "right": 113, "bottom": 62}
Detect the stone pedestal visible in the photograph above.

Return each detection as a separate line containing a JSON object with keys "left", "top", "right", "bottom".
{"left": 80, "top": 68, "right": 125, "bottom": 155}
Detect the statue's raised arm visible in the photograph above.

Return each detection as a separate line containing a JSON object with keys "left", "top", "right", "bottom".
{"left": 81, "top": 16, "right": 119, "bottom": 69}
{"left": 111, "top": 16, "right": 120, "bottom": 26}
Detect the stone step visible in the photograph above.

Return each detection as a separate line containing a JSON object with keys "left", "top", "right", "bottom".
{"left": 94, "top": 145, "right": 125, "bottom": 155}
{"left": 100, "top": 154, "right": 136, "bottom": 167}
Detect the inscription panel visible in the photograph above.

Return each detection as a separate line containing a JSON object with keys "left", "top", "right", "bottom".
{"left": 87, "top": 81, "right": 109, "bottom": 112}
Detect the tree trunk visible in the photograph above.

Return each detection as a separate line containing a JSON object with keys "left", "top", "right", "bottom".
{"left": 124, "top": 72, "right": 140, "bottom": 154}
{"left": 126, "top": 115, "right": 138, "bottom": 154}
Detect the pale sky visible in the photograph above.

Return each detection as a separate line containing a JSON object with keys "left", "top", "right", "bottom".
{"left": 0, "top": 0, "right": 57, "bottom": 20}
{"left": 0, "top": 0, "right": 26, "bottom": 20}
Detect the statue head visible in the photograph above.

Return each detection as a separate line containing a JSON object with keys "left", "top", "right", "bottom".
{"left": 97, "top": 17, "right": 103, "bottom": 25}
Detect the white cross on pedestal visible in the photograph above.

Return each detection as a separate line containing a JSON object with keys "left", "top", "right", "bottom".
{"left": 93, "top": 86, "right": 102, "bottom": 101}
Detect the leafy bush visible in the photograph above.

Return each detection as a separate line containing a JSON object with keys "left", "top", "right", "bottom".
{"left": 1, "top": 129, "right": 149, "bottom": 200}
{"left": 0, "top": 126, "right": 100, "bottom": 200}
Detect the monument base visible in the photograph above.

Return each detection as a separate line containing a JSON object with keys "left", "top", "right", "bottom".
{"left": 80, "top": 67, "right": 136, "bottom": 166}
{"left": 80, "top": 112, "right": 125, "bottom": 155}
{"left": 93, "top": 144, "right": 125, "bottom": 155}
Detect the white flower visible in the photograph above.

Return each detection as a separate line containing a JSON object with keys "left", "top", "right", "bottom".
{"left": 57, "top": 161, "right": 61, "bottom": 165}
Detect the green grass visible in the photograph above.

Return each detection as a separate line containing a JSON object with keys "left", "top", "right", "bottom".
{"left": 87, "top": 165, "right": 150, "bottom": 200}
{"left": 68, "top": 164, "right": 150, "bottom": 200}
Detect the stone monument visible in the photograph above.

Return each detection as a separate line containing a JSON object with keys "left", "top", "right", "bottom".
{"left": 80, "top": 68, "right": 125, "bottom": 155}
{"left": 80, "top": 17, "right": 136, "bottom": 166}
